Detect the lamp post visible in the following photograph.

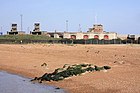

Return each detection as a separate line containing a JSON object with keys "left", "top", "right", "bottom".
{"left": 0, "top": 27, "right": 2, "bottom": 35}
{"left": 0, "top": 26, "right": 2, "bottom": 32}
{"left": 79, "top": 24, "right": 82, "bottom": 32}
{"left": 27, "top": 27, "right": 30, "bottom": 33}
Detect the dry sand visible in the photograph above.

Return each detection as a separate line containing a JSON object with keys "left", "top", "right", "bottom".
{"left": 0, "top": 44, "right": 140, "bottom": 93}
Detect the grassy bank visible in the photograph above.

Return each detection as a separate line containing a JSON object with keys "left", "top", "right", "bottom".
{"left": 0, "top": 35, "right": 61, "bottom": 40}
{"left": 0, "top": 35, "right": 62, "bottom": 44}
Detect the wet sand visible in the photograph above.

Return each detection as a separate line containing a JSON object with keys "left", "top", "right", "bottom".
{"left": 0, "top": 44, "right": 140, "bottom": 93}
{"left": 0, "top": 71, "right": 65, "bottom": 93}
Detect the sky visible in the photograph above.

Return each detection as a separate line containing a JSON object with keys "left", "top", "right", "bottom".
{"left": 0, "top": 0, "right": 140, "bottom": 34}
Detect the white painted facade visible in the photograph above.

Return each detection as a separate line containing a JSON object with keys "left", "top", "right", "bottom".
{"left": 63, "top": 32, "right": 117, "bottom": 40}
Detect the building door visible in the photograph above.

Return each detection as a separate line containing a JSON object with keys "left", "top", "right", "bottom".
{"left": 94, "top": 35, "right": 99, "bottom": 39}
{"left": 71, "top": 35, "right": 76, "bottom": 39}
{"left": 104, "top": 35, "right": 109, "bottom": 40}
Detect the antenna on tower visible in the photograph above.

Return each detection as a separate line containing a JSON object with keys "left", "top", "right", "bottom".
{"left": 78, "top": 24, "right": 82, "bottom": 32}
{"left": 20, "top": 14, "right": 23, "bottom": 31}
{"left": 66, "top": 20, "right": 68, "bottom": 32}
{"left": 95, "top": 13, "right": 98, "bottom": 24}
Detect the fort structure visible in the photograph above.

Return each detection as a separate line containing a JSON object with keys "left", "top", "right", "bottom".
{"left": 6, "top": 23, "right": 140, "bottom": 40}
{"left": 7, "top": 24, "right": 25, "bottom": 35}
{"left": 62, "top": 24, "right": 117, "bottom": 40}
{"left": 6, "top": 23, "right": 117, "bottom": 40}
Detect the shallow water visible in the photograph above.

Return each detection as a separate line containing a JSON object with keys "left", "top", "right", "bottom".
{"left": 0, "top": 71, "right": 66, "bottom": 93}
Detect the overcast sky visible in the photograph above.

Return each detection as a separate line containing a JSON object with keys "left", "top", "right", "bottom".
{"left": 0, "top": 0, "right": 140, "bottom": 34}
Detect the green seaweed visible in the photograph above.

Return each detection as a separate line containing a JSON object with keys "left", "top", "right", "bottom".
{"left": 31, "top": 64, "right": 111, "bottom": 82}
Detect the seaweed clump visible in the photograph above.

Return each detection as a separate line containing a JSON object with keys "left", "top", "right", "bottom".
{"left": 31, "top": 64, "right": 111, "bottom": 82}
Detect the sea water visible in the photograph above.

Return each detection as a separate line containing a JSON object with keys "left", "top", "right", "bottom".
{"left": 0, "top": 71, "right": 66, "bottom": 93}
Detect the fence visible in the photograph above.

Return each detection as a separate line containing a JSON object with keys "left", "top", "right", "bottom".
{"left": 0, "top": 38, "right": 139, "bottom": 44}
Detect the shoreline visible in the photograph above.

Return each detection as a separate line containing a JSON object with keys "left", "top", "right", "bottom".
{"left": 0, "top": 71, "right": 66, "bottom": 93}
{"left": 0, "top": 44, "right": 140, "bottom": 93}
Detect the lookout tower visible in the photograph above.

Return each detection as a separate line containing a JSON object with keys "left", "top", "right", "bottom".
{"left": 31, "top": 23, "right": 42, "bottom": 35}
{"left": 7, "top": 24, "right": 25, "bottom": 35}
{"left": 89, "top": 24, "right": 103, "bottom": 34}
{"left": 11, "top": 24, "right": 17, "bottom": 32}
{"left": 34, "top": 23, "right": 40, "bottom": 32}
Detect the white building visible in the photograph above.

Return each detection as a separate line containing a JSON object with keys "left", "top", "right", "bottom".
{"left": 63, "top": 24, "right": 117, "bottom": 40}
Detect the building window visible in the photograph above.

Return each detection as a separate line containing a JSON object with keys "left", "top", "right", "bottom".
{"left": 83, "top": 35, "right": 88, "bottom": 39}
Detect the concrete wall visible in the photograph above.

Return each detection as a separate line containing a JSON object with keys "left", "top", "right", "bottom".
{"left": 7, "top": 31, "right": 25, "bottom": 35}
{"left": 18, "top": 31, "right": 25, "bottom": 35}
{"left": 118, "top": 34, "right": 140, "bottom": 40}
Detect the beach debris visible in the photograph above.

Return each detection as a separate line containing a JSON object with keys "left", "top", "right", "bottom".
{"left": 95, "top": 51, "right": 100, "bottom": 54}
{"left": 122, "top": 55, "right": 125, "bottom": 57}
{"left": 21, "top": 45, "right": 25, "bottom": 49}
{"left": 41, "top": 63, "right": 47, "bottom": 67}
{"left": 31, "top": 64, "right": 111, "bottom": 82}
{"left": 113, "top": 61, "right": 125, "bottom": 65}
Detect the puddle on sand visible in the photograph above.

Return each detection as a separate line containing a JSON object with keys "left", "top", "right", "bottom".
{"left": 0, "top": 71, "right": 66, "bottom": 93}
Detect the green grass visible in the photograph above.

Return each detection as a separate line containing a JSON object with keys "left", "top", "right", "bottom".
{"left": 0, "top": 35, "right": 62, "bottom": 40}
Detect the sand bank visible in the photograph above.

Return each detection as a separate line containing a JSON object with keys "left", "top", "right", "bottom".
{"left": 0, "top": 44, "right": 140, "bottom": 93}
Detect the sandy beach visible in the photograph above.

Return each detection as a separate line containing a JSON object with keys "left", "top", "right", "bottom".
{"left": 0, "top": 44, "right": 140, "bottom": 93}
